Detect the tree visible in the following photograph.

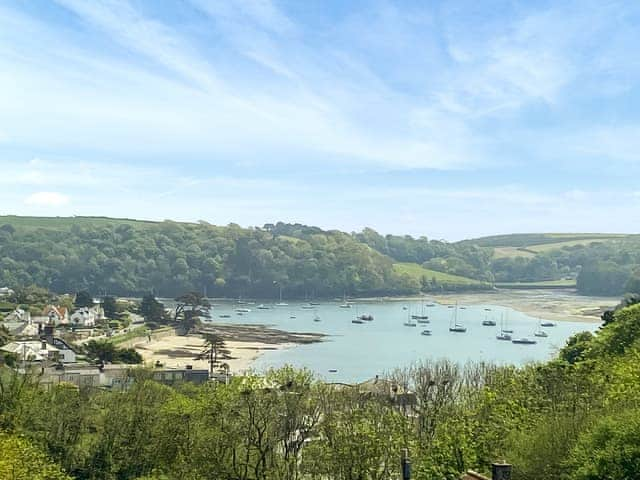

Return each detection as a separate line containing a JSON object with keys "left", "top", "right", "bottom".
{"left": 199, "top": 333, "right": 231, "bottom": 375}
{"left": 139, "top": 294, "right": 167, "bottom": 324}
{"left": 174, "top": 292, "right": 210, "bottom": 335}
{"left": 74, "top": 290, "right": 93, "bottom": 308}
{"left": 102, "top": 296, "right": 117, "bottom": 319}
{"left": 84, "top": 339, "right": 142, "bottom": 364}
{"left": 0, "top": 432, "right": 72, "bottom": 480}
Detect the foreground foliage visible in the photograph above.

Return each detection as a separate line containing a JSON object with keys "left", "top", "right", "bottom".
{"left": 2, "top": 304, "right": 640, "bottom": 479}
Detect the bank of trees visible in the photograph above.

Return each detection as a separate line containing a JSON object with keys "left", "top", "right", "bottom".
{"left": 1, "top": 218, "right": 640, "bottom": 297}
{"left": 3, "top": 302, "right": 640, "bottom": 479}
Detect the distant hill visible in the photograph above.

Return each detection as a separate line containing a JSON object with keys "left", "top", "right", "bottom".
{"left": 0, "top": 216, "right": 638, "bottom": 297}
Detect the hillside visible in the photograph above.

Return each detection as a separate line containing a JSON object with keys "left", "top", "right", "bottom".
{"left": 1, "top": 216, "right": 639, "bottom": 297}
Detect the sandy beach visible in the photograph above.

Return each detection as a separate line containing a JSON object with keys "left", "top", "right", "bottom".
{"left": 127, "top": 324, "right": 325, "bottom": 374}
{"left": 431, "top": 289, "right": 617, "bottom": 323}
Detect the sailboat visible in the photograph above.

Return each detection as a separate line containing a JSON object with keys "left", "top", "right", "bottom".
{"left": 496, "top": 313, "right": 512, "bottom": 340}
{"left": 540, "top": 321, "right": 555, "bottom": 327}
{"left": 449, "top": 302, "right": 466, "bottom": 333}
{"left": 313, "top": 313, "right": 321, "bottom": 322}
{"left": 411, "top": 298, "right": 429, "bottom": 321}
{"left": 352, "top": 305, "right": 364, "bottom": 324}
{"left": 275, "top": 284, "right": 288, "bottom": 306}
{"left": 501, "top": 312, "right": 514, "bottom": 333}
{"left": 404, "top": 309, "right": 417, "bottom": 327}
{"left": 512, "top": 337, "right": 537, "bottom": 345}
{"left": 339, "top": 292, "right": 351, "bottom": 308}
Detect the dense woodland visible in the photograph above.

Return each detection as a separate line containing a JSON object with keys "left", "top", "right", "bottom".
{"left": 3, "top": 297, "right": 640, "bottom": 479}
{"left": 0, "top": 217, "right": 639, "bottom": 297}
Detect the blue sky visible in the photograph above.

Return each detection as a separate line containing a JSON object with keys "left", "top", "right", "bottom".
{"left": 1, "top": 0, "right": 639, "bottom": 240}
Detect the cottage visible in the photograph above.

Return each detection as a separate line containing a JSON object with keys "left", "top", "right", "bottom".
{"left": 1, "top": 340, "right": 61, "bottom": 363}
{"left": 4, "top": 308, "right": 30, "bottom": 323}
{"left": 70, "top": 306, "right": 103, "bottom": 327}
{"left": 2, "top": 320, "right": 39, "bottom": 338}
{"left": 0, "top": 287, "right": 14, "bottom": 297}
{"left": 43, "top": 305, "right": 69, "bottom": 325}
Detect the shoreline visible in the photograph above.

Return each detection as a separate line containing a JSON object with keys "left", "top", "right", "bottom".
{"left": 128, "top": 324, "right": 325, "bottom": 374}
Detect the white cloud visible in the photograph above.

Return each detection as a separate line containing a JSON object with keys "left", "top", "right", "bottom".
{"left": 24, "top": 191, "right": 70, "bottom": 207}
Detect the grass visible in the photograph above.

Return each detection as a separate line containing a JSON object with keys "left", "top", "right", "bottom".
{"left": 393, "top": 262, "right": 485, "bottom": 286}
{"left": 467, "top": 233, "right": 629, "bottom": 248}
{"left": 492, "top": 247, "right": 537, "bottom": 259}
{"left": 0, "top": 215, "right": 164, "bottom": 231}
{"left": 495, "top": 279, "right": 577, "bottom": 288}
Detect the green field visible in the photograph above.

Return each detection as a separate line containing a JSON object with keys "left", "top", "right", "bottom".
{"left": 393, "top": 262, "right": 486, "bottom": 286}
{"left": 0, "top": 215, "right": 163, "bottom": 230}
{"left": 495, "top": 279, "right": 577, "bottom": 289}
{"left": 466, "top": 232, "right": 629, "bottom": 248}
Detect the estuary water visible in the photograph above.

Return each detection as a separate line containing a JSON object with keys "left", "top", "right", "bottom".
{"left": 204, "top": 298, "right": 600, "bottom": 383}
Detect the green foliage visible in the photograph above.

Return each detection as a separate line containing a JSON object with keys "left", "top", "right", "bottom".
{"left": 567, "top": 408, "right": 640, "bottom": 480}
{"left": 102, "top": 295, "right": 118, "bottom": 319}
{"left": 84, "top": 339, "right": 143, "bottom": 364}
{"left": 0, "top": 432, "right": 72, "bottom": 480}
{"left": 74, "top": 290, "right": 93, "bottom": 308}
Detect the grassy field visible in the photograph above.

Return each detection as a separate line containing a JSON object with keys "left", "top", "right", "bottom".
{"left": 393, "top": 262, "right": 485, "bottom": 286}
{"left": 466, "top": 232, "right": 629, "bottom": 248}
{"left": 495, "top": 279, "right": 577, "bottom": 289}
{"left": 0, "top": 215, "right": 163, "bottom": 230}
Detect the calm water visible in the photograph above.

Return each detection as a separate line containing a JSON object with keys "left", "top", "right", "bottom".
{"left": 202, "top": 299, "right": 599, "bottom": 383}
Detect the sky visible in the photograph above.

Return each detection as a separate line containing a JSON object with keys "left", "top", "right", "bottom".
{"left": 1, "top": 0, "right": 640, "bottom": 240}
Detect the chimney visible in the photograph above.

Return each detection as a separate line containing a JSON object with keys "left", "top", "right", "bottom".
{"left": 492, "top": 463, "right": 512, "bottom": 480}
{"left": 41, "top": 340, "right": 48, "bottom": 351}
{"left": 43, "top": 324, "right": 55, "bottom": 344}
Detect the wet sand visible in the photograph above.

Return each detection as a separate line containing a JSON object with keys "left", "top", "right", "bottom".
{"left": 430, "top": 289, "right": 616, "bottom": 323}
{"left": 129, "top": 324, "right": 325, "bottom": 374}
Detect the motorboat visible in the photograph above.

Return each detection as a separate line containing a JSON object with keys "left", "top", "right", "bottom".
{"left": 235, "top": 308, "right": 251, "bottom": 313}
{"left": 421, "top": 329, "right": 432, "bottom": 336}
{"left": 512, "top": 338, "right": 537, "bottom": 345}
{"left": 257, "top": 304, "right": 270, "bottom": 310}
{"left": 496, "top": 332, "right": 512, "bottom": 341}
{"left": 540, "top": 321, "right": 556, "bottom": 327}
{"left": 482, "top": 320, "right": 497, "bottom": 326}
{"left": 352, "top": 319, "right": 364, "bottom": 324}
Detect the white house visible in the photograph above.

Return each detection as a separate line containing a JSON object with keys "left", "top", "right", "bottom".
{"left": 70, "top": 306, "right": 103, "bottom": 328}
{"left": 0, "top": 287, "right": 14, "bottom": 297}
{"left": 4, "top": 308, "right": 30, "bottom": 323}
{"left": 1, "top": 340, "right": 60, "bottom": 363}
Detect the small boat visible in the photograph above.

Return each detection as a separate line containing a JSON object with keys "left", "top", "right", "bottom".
{"left": 257, "top": 304, "right": 270, "bottom": 310}
{"left": 236, "top": 312, "right": 244, "bottom": 316}
{"left": 411, "top": 315, "right": 429, "bottom": 320}
{"left": 328, "top": 369, "right": 338, "bottom": 373}
{"left": 219, "top": 314, "right": 231, "bottom": 318}
{"left": 339, "top": 304, "right": 352, "bottom": 308}
{"left": 352, "top": 319, "right": 364, "bottom": 324}
{"left": 310, "top": 302, "right": 321, "bottom": 306}
{"left": 235, "top": 308, "right": 251, "bottom": 313}
{"left": 417, "top": 318, "right": 430, "bottom": 324}
{"left": 449, "top": 302, "right": 466, "bottom": 332}
{"left": 313, "top": 314, "right": 321, "bottom": 322}
{"left": 502, "top": 329, "right": 514, "bottom": 333}
{"left": 512, "top": 338, "right": 537, "bottom": 345}
{"left": 484, "top": 308, "right": 492, "bottom": 311}
{"left": 402, "top": 306, "right": 408, "bottom": 310}
{"left": 290, "top": 315, "right": 297, "bottom": 319}
{"left": 460, "top": 306, "right": 467, "bottom": 310}
{"left": 276, "top": 302, "right": 289, "bottom": 307}
{"left": 301, "top": 305, "right": 315, "bottom": 310}
{"left": 421, "top": 329, "right": 432, "bottom": 336}
{"left": 358, "top": 314, "right": 374, "bottom": 321}
{"left": 447, "top": 305, "right": 454, "bottom": 309}
{"left": 534, "top": 330, "right": 548, "bottom": 338}
{"left": 426, "top": 303, "right": 436, "bottom": 307}
{"left": 482, "top": 320, "right": 497, "bottom": 326}
{"left": 496, "top": 332, "right": 512, "bottom": 341}
{"left": 540, "top": 321, "right": 555, "bottom": 327}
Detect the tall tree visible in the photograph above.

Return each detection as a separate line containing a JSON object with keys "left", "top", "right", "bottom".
{"left": 102, "top": 296, "right": 117, "bottom": 319}
{"left": 74, "top": 290, "right": 93, "bottom": 308}
{"left": 174, "top": 292, "right": 211, "bottom": 335}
